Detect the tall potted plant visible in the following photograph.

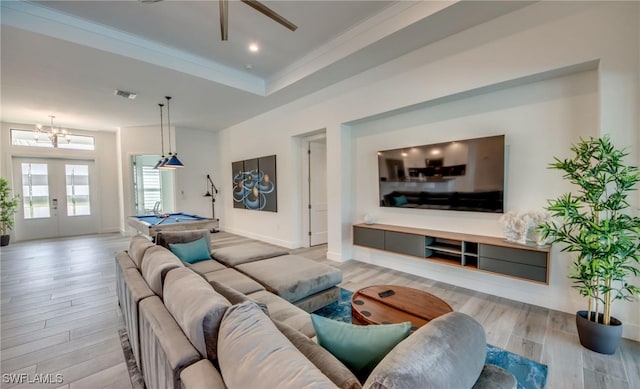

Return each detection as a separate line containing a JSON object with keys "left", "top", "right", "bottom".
{"left": 540, "top": 135, "right": 640, "bottom": 354}
{"left": 0, "top": 178, "right": 19, "bottom": 247}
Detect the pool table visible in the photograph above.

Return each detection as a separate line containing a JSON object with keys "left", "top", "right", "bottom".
{"left": 127, "top": 213, "right": 219, "bottom": 239}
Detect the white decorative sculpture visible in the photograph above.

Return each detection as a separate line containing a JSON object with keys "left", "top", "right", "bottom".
{"left": 501, "top": 210, "right": 551, "bottom": 245}
{"left": 363, "top": 213, "right": 376, "bottom": 225}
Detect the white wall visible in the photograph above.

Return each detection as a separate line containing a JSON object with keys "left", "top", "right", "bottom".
{"left": 0, "top": 121, "right": 120, "bottom": 235}
{"left": 174, "top": 127, "right": 220, "bottom": 220}
{"left": 217, "top": 2, "right": 640, "bottom": 339}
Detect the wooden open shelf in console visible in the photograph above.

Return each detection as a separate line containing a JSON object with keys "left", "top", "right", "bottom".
{"left": 353, "top": 223, "right": 550, "bottom": 284}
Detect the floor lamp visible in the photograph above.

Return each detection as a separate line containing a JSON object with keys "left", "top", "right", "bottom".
{"left": 204, "top": 174, "right": 219, "bottom": 233}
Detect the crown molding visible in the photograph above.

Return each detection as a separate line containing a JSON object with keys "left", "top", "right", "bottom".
{"left": 1, "top": 1, "right": 266, "bottom": 95}
{"left": 266, "top": 1, "right": 458, "bottom": 95}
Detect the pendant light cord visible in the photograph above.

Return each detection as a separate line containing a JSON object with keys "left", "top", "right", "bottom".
{"left": 166, "top": 96, "right": 172, "bottom": 155}
{"left": 158, "top": 103, "right": 165, "bottom": 157}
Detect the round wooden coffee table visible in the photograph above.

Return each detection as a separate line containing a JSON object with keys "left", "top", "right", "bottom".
{"left": 351, "top": 285, "right": 453, "bottom": 331}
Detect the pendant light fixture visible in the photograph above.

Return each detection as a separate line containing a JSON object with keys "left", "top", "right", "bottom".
{"left": 153, "top": 103, "right": 167, "bottom": 169}
{"left": 163, "top": 96, "right": 184, "bottom": 168}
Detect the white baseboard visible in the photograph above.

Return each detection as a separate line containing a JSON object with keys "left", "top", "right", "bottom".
{"left": 623, "top": 322, "right": 639, "bottom": 342}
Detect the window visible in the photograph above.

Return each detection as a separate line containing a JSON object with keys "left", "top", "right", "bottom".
{"left": 141, "top": 166, "right": 162, "bottom": 213}
{"left": 11, "top": 129, "right": 95, "bottom": 150}
{"left": 21, "top": 163, "right": 51, "bottom": 219}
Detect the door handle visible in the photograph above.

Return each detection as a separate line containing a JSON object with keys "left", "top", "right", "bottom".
{"left": 52, "top": 198, "right": 58, "bottom": 210}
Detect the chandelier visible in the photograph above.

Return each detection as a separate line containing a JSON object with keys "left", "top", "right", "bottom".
{"left": 35, "top": 116, "right": 70, "bottom": 148}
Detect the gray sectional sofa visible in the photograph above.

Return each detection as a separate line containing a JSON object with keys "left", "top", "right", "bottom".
{"left": 116, "top": 231, "right": 517, "bottom": 389}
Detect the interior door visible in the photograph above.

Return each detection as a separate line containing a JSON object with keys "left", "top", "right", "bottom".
{"left": 12, "top": 158, "right": 98, "bottom": 241}
{"left": 309, "top": 140, "right": 328, "bottom": 246}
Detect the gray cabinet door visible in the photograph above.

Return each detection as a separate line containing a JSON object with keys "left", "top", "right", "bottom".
{"left": 479, "top": 244, "right": 547, "bottom": 267}
{"left": 479, "top": 257, "right": 547, "bottom": 282}
{"left": 353, "top": 226, "right": 385, "bottom": 250}
{"left": 384, "top": 231, "right": 425, "bottom": 257}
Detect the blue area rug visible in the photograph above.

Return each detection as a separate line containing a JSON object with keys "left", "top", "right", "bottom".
{"left": 313, "top": 288, "right": 548, "bottom": 389}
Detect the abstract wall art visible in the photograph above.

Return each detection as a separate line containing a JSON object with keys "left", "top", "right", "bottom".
{"left": 231, "top": 155, "right": 277, "bottom": 212}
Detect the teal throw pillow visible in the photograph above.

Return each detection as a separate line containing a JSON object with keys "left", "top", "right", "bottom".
{"left": 394, "top": 195, "right": 409, "bottom": 206}
{"left": 169, "top": 237, "right": 211, "bottom": 264}
{"left": 311, "top": 314, "right": 411, "bottom": 380}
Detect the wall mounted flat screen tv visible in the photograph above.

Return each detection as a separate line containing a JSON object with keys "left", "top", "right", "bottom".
{"left": 378, "top": 135, "right": 505, "bottom": 213}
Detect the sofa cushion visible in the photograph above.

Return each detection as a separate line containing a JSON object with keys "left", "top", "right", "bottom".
{"left": 217, "top": 301, "right": 337, "bottom": 389}
{"left": 312, "top": 314, "right": 411, "bottom": 381}
{"left": 204, "top": 268, "right": 265, "bottom": 295}
{"left": 169, "top": 237, "right": 211, "bottom": 264}
{"left": 211, "top": 242, "right": 288, "bottom": 266}
{"left": 163, "top": 267, "right": 230, "bottom": 361}
{"left": 208, "top": 279, "right": 269, "bottom": 316}
{"left": 156, "top": 229, "right": 212, "bottom": 252}
{"left": 141, "top": 245, "right": 184, "bottom": 298}
{"left": 274, "top": 319, "right": 362, "bottom": 389}
{"left": 186, "top": 259, "right": 227, "bottom": 274}
{"left": 248, "top": 290, "right": 315, "bottom": 337}
{"left": 363, "top": 312, "right": 486, "bottom": 389}
{"left": 236, "top": 254, "right": 342, "bottom": 303}
{"left": 393, "top": 195, "right": 408, "bottom": 206}
{"left": 179, "top": 359, "right": 226, "bottom": 389}
{"left": 129, "top": 235, "right": 154, "bottom": 268}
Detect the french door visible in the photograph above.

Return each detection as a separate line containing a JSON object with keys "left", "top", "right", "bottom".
{"left": 12, "top": 157, "right": 99, "bottom": 241}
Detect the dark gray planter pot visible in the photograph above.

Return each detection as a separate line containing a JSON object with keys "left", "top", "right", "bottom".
{"left": 0, "top": 234, "right": 9, "bottom": 246}
{"left": 575, "top": 310, "right": 622, "bottom": 355}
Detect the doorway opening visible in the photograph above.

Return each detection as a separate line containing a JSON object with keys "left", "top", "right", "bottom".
{"left": 131, "top": 155, "right": 176, "bottom": 215}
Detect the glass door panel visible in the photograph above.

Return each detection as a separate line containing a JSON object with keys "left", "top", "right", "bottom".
{"left": 21, "top": 162, "right": 51, "bottom": 219}
{"left": 65, "top": 164, "right": 91, "bottom": 216}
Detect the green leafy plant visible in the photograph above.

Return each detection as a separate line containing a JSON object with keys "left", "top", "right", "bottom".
{"left": 540, "top": 136, "right": 640, "bottom": 326}
{"left": 0, "top": 178, "right": 20, "bottom": 236}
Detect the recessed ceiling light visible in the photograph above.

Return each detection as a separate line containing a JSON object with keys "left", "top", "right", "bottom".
{"left": 245, "top": 64, "right": 254, "bottom": 70}
{"left": 249, "top": 43, "right": 259, "bottom": 53}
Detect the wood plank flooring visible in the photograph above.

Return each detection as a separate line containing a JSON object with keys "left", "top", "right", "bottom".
{"left": 1, "top": 232, "right": 639, "bottom": 388}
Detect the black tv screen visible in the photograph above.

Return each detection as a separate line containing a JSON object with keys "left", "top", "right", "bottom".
{"left": 378, "top": 135, "right": 504, "bottom": 213}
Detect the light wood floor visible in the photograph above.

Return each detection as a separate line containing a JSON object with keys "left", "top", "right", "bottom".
{"left": 1, "top": 232, "right": 639, "bottom": 389}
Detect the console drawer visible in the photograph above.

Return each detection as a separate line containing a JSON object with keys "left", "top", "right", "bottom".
{"left": 479, "top": 257, "right": 547, "bottom": 282}
{"left": 479, "top": 244, "right": 547, "bottom": 267}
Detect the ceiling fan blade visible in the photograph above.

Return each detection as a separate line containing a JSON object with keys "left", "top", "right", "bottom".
{"left": 219, "top": 0, "right": 229, "bottom": 41}
{"left": 241, "top": 0, "right": 298, "bottom": 32}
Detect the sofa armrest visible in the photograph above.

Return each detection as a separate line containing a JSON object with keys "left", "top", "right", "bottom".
{"left": 139, "top": 296, "right": 201, "bottom": 389}
{"left": 123, "top": 268, "right": 155, "bottom": 301}
{"left": 363, "top": 312, "right": 486, "bottom": 389}
{"left": 180, "top": 360, "right": 226, "bottom": 389}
